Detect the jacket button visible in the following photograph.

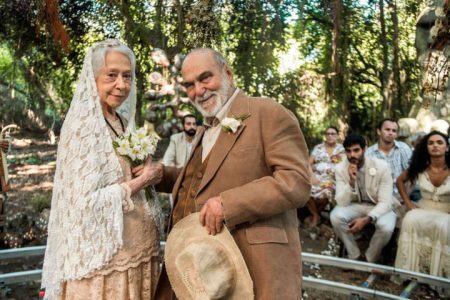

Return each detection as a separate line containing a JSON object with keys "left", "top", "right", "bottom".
{"left": 197, "top": 172, "right": 203, "bottom": 179}
{"left": 190, "top": 190, "right": 196, "bottom": 197}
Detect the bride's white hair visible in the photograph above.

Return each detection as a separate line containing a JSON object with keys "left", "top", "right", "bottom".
{"left": 91, "top": 39, "right": 136, "bottom": 79}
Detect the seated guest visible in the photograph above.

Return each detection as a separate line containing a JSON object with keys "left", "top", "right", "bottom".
{"left": 162, "top": 114, "right": 198, "bottom": 168}
{"left": 395, "top": 131, "right": 449, "bottom": 277}
{"left": 331, "top": 134, "right": 398, "bottom": 262}
{"left": 305, "top": 126, "right": 344, "bottom": 227}
{"left": 365, "top": 118, "right": 412, "bottom": 200}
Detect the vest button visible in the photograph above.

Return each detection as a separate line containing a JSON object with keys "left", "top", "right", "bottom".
{"left": 196, "top": 172, "right": 203, "bottom": 179}
{"left": 190, "top": 190, "right": 196, "bottom": 197}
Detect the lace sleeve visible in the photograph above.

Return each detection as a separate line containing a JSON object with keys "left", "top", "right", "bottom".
{"left": 120, "top": 183, "right": 135, "bottom": 212}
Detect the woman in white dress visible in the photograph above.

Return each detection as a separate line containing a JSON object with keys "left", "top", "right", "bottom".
{"left": 395, "top": 130, "right": 449, "bottom": 277}
{"left": 42, "top": 39, "right": 163, "bottom": 299}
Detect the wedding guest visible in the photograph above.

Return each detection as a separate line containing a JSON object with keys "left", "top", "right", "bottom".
{"left": 395, "top": 131, "right": 449, "bottom": 277}
{"left": 42, "top": 39, "right": 163, "bottom": 299}
{"left": 162, "top": 114, "right": 197, "bottom": 168}
{"left": 366, "top": 118, "right": 412, "bottom": 199}
{"left": 305, "top": 126, "right": 344, "bottom": 227}
{"left": 331, "top": 134, "right": 398, "bottom": 263}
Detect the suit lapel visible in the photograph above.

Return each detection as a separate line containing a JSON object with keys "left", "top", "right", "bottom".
{"left": 365, "top": 158, "right": 376, "bottom": 201}
{"left": 196, "top": 93, "right": 251, "bottom": 196}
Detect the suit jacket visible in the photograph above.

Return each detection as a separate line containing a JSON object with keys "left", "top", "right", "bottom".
{"left": 334, "top": 157, "right": 399, "bottom": 219}
{"left": 158, "top": 91, "right": 310, "bottom": 299}
{"left": 162, "top": 132, "right": 194, "bottom": 168}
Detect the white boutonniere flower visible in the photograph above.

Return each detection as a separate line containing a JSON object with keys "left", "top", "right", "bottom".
{"left": 221, "top": 114, "right": 251, "bottom": 134}
{"left": 369, "top": 167, "right": 377, "bottom": 176}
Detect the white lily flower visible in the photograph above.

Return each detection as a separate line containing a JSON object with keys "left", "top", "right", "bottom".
{"left": 136, "top": 127, "right": 148, "bottom": 140}
{"left": 141, "top": 137, "right": 155, "bottom": 156}
{"left": 130, "top": 133, "right": 140, "bottom": 146}
{"left": 116, "top": 139, "right": 129, "bottom": 156}
{"left": 128, "top": 145, "right": 142, "bottom": 162}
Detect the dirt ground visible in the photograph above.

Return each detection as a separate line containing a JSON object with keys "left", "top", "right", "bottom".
{"left": 0, "top": 134, "right": 447, "bottom": 299}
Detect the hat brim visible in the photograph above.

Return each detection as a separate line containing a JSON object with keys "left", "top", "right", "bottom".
{"left": 165, "top": 213, "right": 254, "bottom": 300}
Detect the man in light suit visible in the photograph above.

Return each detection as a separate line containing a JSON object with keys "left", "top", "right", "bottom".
{"left": 162, "top": 114, "right": 197, "bottom": 168}
{"left": 331, "top": 134, "right": 398, "bottom": 263}
{"left": 155, "top": 48, "right": 310, "bottom": 299}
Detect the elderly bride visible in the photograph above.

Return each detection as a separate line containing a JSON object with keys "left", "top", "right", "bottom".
{"left": 42, "top": 39, "right": 162, "bottom": 299}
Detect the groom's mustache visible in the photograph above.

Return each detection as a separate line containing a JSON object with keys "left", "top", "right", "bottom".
{"left": 195, "top": 91, "right": 218, "bottom": 103}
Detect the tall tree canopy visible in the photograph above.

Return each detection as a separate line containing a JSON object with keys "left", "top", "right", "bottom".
{"left": 0, "top": 0, "right": 442, "bottom": 145}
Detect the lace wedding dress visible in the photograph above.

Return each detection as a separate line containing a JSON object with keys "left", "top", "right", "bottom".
{"left": 61, "top": 118, "right": 160, "bottom": 299}
{"left": 395, "top": 172, "right": 450, "bottom": 277}
{"left": 42, "top": 39, "right": 161, "bottom": 299}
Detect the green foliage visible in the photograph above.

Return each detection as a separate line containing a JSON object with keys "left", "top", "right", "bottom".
{"left": 26, "top": 155, "right": 43, "bottom": 165}
{"left": 30, "top": 192, "right": 52, "bottom": 212}
{"left": 0, "top": 0, "right": 428, "bottom": 145}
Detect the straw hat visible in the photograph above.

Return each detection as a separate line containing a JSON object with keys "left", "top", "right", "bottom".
{"left": 165, "top": 213, "right": 254, "bottom": 300}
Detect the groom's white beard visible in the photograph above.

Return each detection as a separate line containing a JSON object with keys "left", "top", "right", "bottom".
{"left": 193, "top": 76, "right": 231, "bottom": 117}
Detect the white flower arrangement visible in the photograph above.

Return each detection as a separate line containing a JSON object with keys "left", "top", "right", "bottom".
{"left": 112, "top": 126, "right": 159, "bottom": 164}
{"left": 221, "top": 114, "right": 250, "bottom": 133}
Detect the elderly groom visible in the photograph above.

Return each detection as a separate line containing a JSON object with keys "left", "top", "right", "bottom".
{"left": 155, "top": 48, "right": 310, "bottom": 299}
{"left": 331, "top": 134, "right": 398, "bottom": 263}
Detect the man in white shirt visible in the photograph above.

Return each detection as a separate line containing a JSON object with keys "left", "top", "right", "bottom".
{"left": 162, "top": 114, "right": 197, "bottom": 168}
{"left": 331, "top": 134, "right": 398, "bottom": 263}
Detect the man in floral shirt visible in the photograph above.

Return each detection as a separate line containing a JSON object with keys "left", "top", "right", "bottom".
{"left": 365, "top": 118, "right": 412, "bottom": 198}
{"left": 331, "top": 134, "right": 399, "bottom": 263}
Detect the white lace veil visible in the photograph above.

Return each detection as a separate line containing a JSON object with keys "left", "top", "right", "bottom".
{"left": 42, "top": 39, "right": 138, "bottom": 299}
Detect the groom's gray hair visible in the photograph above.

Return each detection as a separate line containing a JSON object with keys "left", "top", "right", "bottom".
{"left": 183, "top": 48, "right": 229, "bottom": 69}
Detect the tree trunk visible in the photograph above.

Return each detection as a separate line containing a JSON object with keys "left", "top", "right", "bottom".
{"left": 174, "top": 0, "right": 184, "bottom": 53}
{"left": 154, "top": 0, "right": 165, "bottom": 49}
{"left": 330, "top": 0, "right": 349, "bottom": 125}
{"left": 389, "top": 0, "right": 403, "bottom": 116}
{"left": 379, "top": 0, "right": 390, "bottom": 116}
{"left": 120, "top": 0, "right": 144, "bottom": 124}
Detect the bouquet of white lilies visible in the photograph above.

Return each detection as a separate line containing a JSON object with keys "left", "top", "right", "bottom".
{"left": 112, "top": 127, "right": 159, "bottom": 165}
{"left": 112, "top": 126, "right": 163, "bottom": 233}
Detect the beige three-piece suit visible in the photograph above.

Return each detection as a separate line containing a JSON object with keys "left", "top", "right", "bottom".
{"left": 156, "top": 91, "right": 311, "bottom": 299}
